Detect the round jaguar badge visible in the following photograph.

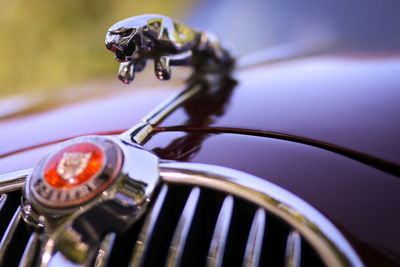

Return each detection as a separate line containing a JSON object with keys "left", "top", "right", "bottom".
{"left": 28, "top": 137, "right": 123, "bottom": 208}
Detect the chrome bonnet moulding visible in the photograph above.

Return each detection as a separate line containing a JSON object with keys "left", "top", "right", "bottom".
{"left": 0, "top": 169, "right": 31, "bottom": 194}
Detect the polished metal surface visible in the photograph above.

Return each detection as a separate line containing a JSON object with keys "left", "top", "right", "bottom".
{"left": 0, "top": 146, "right": 363, "bottom": 266}
{"left": 21, "top": 198, "right": 45, "bottom": 231}
{"left": 121, "top": 122, "right": 154, "bottom": 145}
{"left": 94, "top": 232, "right": 116, "bottom": 267}
{"left": 119, "top": 83, "right": 202, "bottom": 144}
{"left": 284, "top": 231, "right": 302, "bottom": 267}
{"left": 118, "top": 64, "right": 233, "bottom": 145}
{"left": 18, "top": 233, "right": 40, "bottom": 267}
{"left": 166, "top": 187, "right": 200, "bottom": 267}
{"left": 206, "top": 195, "right": 234, "bottom": 267}
{"left": 21, "top": 135, "right": 160, "bottom": 266}
{"left": 159, "top": 162, "right": 364, "bottom": 267}
{"left": 130, "top": 184, "right": 169, "bottom": 267}
{"left": 0, "top": 206, "right": 22, "bottom": 261}
{"left": 143, "top": 84, "right": 202, "bottom": 127}
{"left": 0, "top": 169, "right": 31, "bottom": 193}
{"left": 106, "top": 14, "right": 233, "bottom": 84}
{"left": 26, "top": 137, "right": 123, "bottom": 209}
{"left": 0, "top": 194, "right": 6, "bottom": 210}
{"left": 242, "top": 208, "right": 266, "bottom": 267}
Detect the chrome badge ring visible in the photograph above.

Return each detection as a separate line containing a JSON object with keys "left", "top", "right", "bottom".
{"left": 27, "top": 136, "right": 123, "bottom": 209}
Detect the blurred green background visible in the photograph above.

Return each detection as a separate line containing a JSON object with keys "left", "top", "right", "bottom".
{"left": 2, "top": 0, "right": 400, "bottom": 100}
{"left": 0, "top": 0, "right": 195, "bottom": 97}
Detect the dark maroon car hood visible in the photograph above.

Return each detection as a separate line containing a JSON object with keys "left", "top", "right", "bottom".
{"left": 1, "top": 55, "right": 399, "bottom": 175}
{"left": 159, "top": 55, "right": 400, "bottom": 171}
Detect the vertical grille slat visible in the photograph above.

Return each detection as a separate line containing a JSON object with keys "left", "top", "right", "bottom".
{"left": 0, "top": 206, "right": 22, "bottom": 262}
{"left": 0, "top": 192, "right": 21, "bottom": 239}
{"left": 166, "top": 187, "right": 200, "bottom": 267}
{"left": 284, "top": 231, "right": 301, "bottom": 267}
{"left": 18, "top": 233, "right": 39, "bottom": 267}
{"left": 129, "top": 184, "right": 169, "bottom": 267}
{"left": 0, "top": 191, "right": 32, "bottom": 267}
{"left": 0, "top": 195, "right": 7, "bottom": 211}
{"left": 242, "top": 208, "right": 266, "bottom": 267}
{"left": 94, "top": 232, "right": 116, "bottom": 267}
{"left": 206, "top": 195, "right": 234, "bottom": 267}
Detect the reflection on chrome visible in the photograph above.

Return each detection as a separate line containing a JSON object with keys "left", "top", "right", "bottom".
{"left": 159, "top": 162, "right": 364, "bottom": 267}
{"left": 105, "top": 14, "right": 234, "bottom": 84}
{"left": 243, "top": 208, "right": 266, "bottom": 267}
{"left": 284, "top": 231, "right": 302, "bottom": 267}
{"left": 206, "top": 195, "right": 234, "bottom": 267}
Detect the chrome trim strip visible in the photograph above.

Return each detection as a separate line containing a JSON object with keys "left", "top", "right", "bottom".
{"left": 94, "top": 232, "right": 116, "bottom": 267}
{"left": 206, "top": 195, "right": 234, "bottom": 267}
{"left": 18, "top": 233, "right": 40, "bottom": 267}
{"left": 0, "top": 169, "right": 31, "bottom": 193}
{"left": 0, "top": 206, "right": 22, "bottom": 260}
{"left": 129, "top": 184, "right": 169, "bottom": 267}
{"left": 166, "top": 187, "right": 200, "bottom": 267}
{"left": 159, "top": 162, "right": 364, "bottom": 267}
{"left": 284, "top": 231, "right": 302, "bottom": 267}
{"left": 119, "top": 83, "right": 202, "bottom": 144}
{"left": 242, "top": 208, "right": 266, "bottom": 267}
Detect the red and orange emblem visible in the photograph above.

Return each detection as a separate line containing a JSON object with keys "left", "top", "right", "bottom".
{"left": 28, "top": 137, "right": 123, "bottom": 208}
{"left": 44, "top": 143, "right": 103, "bottom": 189}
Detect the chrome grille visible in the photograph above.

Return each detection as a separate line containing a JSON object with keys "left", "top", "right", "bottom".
{"left": 0, "top": 191, "right": 34, "bottom": 267}
{"left": 0, "top": 170, "right": 360, "bottom": 267}
{"left": 120, "top": 183, "right": 325, "bottom": 267}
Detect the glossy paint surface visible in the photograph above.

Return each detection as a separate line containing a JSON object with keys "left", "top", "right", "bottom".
{"left": 0, "top": 86, "right": 175, "bottom": 161}
{"left": 0, "top": 144, "right": 57, "bottom": 174}
{"left": 144, "top": 131, "right": 400, "bottom": 266}
{"left": 160, "top": 56, "right": 400, "bottom": 168}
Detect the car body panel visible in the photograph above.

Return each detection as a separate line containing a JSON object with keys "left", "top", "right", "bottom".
{"left": 0, "top": 85, "right": 175, "bottom": 159}
{"left": 159, "top": 56, "right": 400, "bottom": 167}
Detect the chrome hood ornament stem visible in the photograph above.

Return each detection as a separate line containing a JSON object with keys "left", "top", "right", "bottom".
{"left": 105, "top": 14, "right": 234, "bottom": 84}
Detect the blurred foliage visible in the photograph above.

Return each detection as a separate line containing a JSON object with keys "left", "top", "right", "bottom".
{"left": 0, "top": 0, "right": 195, "bottom": 97}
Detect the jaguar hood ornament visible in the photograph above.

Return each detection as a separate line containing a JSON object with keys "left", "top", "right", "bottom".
{"left": 105, "top": 14, "right": 234, "bottom": 84}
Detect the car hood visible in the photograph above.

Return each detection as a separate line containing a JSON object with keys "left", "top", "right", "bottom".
{"left": 158, "top": 54, "right": 400, "bottom": 171}
{"left": 0, "top": 81, "right": 177, "bottom": 159}
{"left": 1, "top": 54, "right": 399, "bottom": 175}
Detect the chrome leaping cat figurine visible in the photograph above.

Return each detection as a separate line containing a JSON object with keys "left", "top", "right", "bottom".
{"left": 105, "top": 14, "right": 234, "bottom": 84}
